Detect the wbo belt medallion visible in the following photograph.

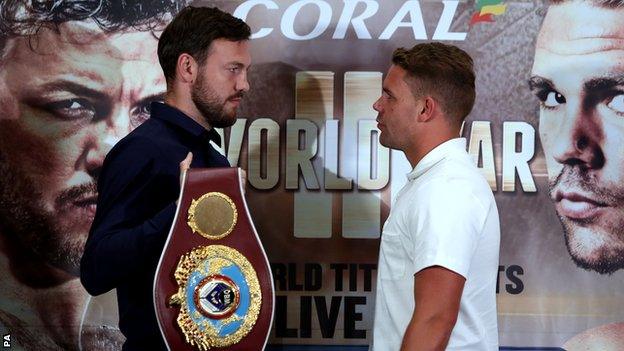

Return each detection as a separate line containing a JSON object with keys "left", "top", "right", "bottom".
{"left": 168, "top": 245, "right": 261, "bottom": 350}
{"left": 154, "top": 168, "right": 274, "bottom": 351}
{"left": 195, "top": 274, "right": 239, "bottom": 320}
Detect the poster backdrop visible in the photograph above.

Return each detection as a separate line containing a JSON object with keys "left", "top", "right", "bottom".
{"left": 0, "top": 0, "right": 623, "bottom": 350}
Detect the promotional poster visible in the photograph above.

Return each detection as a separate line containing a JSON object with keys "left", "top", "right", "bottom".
{"left": 0, "top": 0, "right": 622, "bottom": 350}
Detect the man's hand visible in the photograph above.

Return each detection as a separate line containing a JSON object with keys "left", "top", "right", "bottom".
{"left": 176, "top": 152, "right": 193, "bottom": 205}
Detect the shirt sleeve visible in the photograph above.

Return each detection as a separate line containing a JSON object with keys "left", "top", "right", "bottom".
{"left": 80, "top": 137, "right": 178, "bottom": 296}
{"left": 407, "top": 179, "right": 490, "bottom": 279}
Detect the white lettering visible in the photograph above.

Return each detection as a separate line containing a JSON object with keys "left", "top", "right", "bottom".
{"left": 432, "top": 1, "right": 467, "bottom": 41}
{"left": 248, "top": 118, "right": 280, "bottom": 189}
{"left": 233, "top": 0, "right": 279, "bottom": 39}
{"left": 332, "top": 0, "right": 379, "bottom": 39}
{"left": 503, "top": 122, "right": 537, "bottom": 192}
{"left": 281, "top": 0, "right": 333, "bottom": 40}
{"left": 379, "top": 0, "right": 427, "bottom": 40}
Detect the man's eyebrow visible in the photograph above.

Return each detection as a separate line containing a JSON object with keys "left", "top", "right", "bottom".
{"left": 34, "top": 80, "right": 108, "bottom": 99}
{"left": 136, "top": 92, "right": 166, "bottom": 105}
{"left": 227, "top": 61, "right": 246, "bottom": 68}
{"left": 584, "top": 76, "right": 624, "bottom": 92}
{"left": 528, "top": 76, "right": 554, "bottom": 92}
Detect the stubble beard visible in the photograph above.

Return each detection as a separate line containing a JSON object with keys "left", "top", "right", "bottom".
{"left": 0, "top": 151, "right": 86, "bottom": 277}
{"left": 549, "top": 166, "right": 624, "bottom": 275}
{"left": 191, "top": 74, "right": 238, "bottom": 129}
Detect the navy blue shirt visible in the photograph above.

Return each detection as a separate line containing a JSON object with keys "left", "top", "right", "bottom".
{"left": 80, "top": 102, "right": 230, "bottom": 350}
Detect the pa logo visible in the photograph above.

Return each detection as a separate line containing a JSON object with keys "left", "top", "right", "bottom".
{"left": 3, "top": 334, "right": 10, "bottom": 348}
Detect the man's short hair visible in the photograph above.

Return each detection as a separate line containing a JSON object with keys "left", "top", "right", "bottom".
{"left": 0, "top": 0, "right": 186, "bottom": 52}
{"left": 157, "top": 6, "right": 251, "bottom": 84}
{"left": 392, "top": 42, "right": 475, "bottom": 124}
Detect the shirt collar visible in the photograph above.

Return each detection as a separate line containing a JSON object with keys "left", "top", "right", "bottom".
{"left": 407, "top": 138, "right": 467, "bottom": 181}
{"left": 150, "top": 102, "right": 222, "bottom": 147}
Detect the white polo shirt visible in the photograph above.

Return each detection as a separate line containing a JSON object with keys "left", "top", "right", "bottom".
{"left": 372, "top": 138, "right": 500, "bottom": 351}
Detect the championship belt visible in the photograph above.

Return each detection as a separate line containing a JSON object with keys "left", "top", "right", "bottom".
{"left": 154, "top": 168, "right": 274, "bottom": 350}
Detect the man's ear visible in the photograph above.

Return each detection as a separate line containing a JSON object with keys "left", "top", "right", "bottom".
{"left": 176, "top": 53, "right": 198, "bottom": 84}
{"left": 416, "top": 96, "right": 436, "bottom": 122}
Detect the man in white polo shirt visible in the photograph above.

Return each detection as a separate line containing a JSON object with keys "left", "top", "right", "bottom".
{"left": 372, "top": 42, "right": 500, "bottom": 351}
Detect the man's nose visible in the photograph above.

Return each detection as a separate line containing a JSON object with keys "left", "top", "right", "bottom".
{"left": 84, "top": 112, "right": 132, "bottom": 179}
{"left": 551, "top": 103, "right": 604, "bottom": 170}
{"left": 373, "top": 97, "right": 382, "bottom": 112}
{"left": 236, "top": 71, "right": 250, "bottom": 92}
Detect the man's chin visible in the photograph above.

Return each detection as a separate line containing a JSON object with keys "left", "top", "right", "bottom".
{"left": 378, "top": 134, "right": 392, "bottom": 149}
{"left": 3, "top": 232, "right": 85, "bottom": 286}
{"left": 563, "top": 222, "right": 624, "bottom": 275}
{"left": 224, "top": 105, "right": 238, "bottom": 120}
{"left": 21, "top": 209, "right": 88, "bottom": 276}
{"left": 28, "top": 236, "right": 85, "bottom": 277}
{"left": 212, "top": 114, "right": 237, "bottom": 129}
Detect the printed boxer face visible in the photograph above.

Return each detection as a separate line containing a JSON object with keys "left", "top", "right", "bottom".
{"left": 531, "top": 1, "right": 624, "bottom": 274}
{"left": 0, "top": 20, "right": 165, "bottom": 274}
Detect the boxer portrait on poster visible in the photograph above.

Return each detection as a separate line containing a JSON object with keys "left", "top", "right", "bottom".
{"left": 531, "top": 0, "right": 624, "bottom": 349}
{"left": 0, "top": 1, "right": 186, "bottom": 349}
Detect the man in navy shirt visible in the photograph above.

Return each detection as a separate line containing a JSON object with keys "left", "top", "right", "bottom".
{"left": 80, "top": 6, "right": 251, "bottom": 350}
